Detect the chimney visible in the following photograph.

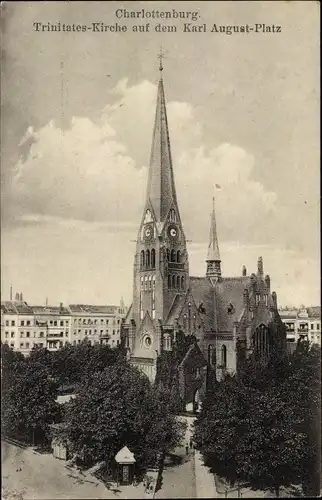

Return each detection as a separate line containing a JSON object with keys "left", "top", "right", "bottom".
{"left": 10, "top": 285, "right": 12, "bottom": 301}
{"left": 257, "top": 256, "right": 263, "bottom": 276}
{"left": 242, "top": 265, "right": 247, "bottom": 277}
{"left": 60, "top": 302, "right": 63, "bottom": 312}
{"left": 15, "top": 292, "right": 20, "bottom": 301}
{"left": 20, "top": 292, "right": 23, "bottom": 301}
{"left": 272, "top": 291, "right": 277, "bottom": 308}
{"left": 45, "top": 297, "right": 48, "bottom": 306}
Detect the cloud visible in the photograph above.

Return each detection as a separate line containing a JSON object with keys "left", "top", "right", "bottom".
{"left": 7, "top": 79, "right": 277, "bottom": 247}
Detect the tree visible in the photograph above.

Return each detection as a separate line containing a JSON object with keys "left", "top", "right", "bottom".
{"left": 194, "top": 341, "right": 320, "bottom": 497}
{"left": 63, "top": 363, "right": 185, "bottom": 471}
{"left": 155, "top": 331, "right": 197, "bottom": 414}
{"left": 2, "top": 351, "right": 60, "bottom": 444}
{"left": 50, "top": 340, "right": 126, "bottom": 388}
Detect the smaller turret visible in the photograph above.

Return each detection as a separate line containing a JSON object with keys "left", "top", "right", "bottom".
{"left": 206, "top": 197, "right": 221, "bottom": 279}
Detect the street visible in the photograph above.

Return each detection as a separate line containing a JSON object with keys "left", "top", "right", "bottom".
{"left": 1, "top": 440, "right": 146, "bottom": 499}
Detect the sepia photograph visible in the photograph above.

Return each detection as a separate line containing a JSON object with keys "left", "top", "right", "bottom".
{"left": 1, "top": 1, "right": 320, "bottom": 499}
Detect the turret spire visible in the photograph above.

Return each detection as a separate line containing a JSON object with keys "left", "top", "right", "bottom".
{"left": 206, "top": 196, "right": 221, "bottom": 278}
{"left": 145, "top": 52, "right": 178, "bottom": 221}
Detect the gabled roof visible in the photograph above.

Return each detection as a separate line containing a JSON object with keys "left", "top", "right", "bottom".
{"left": 214, "top": 277, "right": 251, "bottom": 332}
{"left": 189, "top": 277, "right": 215, "bottom": 331}
{"left": 252, "top": 307, "right": 274, "bottom": 330}
{"left": 124, "top": 303, "right": 133, "bottom": 323}
{"left": 179, "top": 342, "right": 207, "bottom": 368}
{"left": 164, "top": 294, "right": 186, "bottom": 325}
{"left": 115, "top": 446, "right": 136, "bottom": 464}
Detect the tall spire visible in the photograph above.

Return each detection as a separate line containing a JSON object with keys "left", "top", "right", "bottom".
{"left": 145, "top": 53, "right": 178, "bottom": 221}
{"left": 206, "top": 196, "right": 221, "bottom": 278}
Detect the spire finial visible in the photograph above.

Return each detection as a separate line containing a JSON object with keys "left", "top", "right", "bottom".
{"left": 158, "top": 46, "right": 164, "bottom": 73}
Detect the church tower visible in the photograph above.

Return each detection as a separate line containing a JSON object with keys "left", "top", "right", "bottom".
{"left": 206, "top": 197, "right": 221, "bottom": 279}
{"left": 128, "top": 56, "right": 189, "bottom": 378}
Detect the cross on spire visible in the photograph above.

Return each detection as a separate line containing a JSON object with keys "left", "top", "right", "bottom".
{"left": 158, "top": 46, "right": 165, "bottom": 72}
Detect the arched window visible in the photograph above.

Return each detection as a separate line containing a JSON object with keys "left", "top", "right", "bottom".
{"left": 140, "top": 277, "right": 144, "bottom": 290}
{"left": 140, "top": 250, "right": 145, "bottom": 268}
{"left": 177, "top": 276, "right": 180, "bottom": 289}
{"left": 169, "top": 209, "right": 177, "bottom": 223}
{"left": 171, "top": 249, "right": 176, "bottom": 262}
{"left": 146, "top": 250, "right": 150, "bottom": 269}
{"left": 172, "top": 275, "right": 176, "bottom": 288}
{"left": 151, "top": 249, "right": 156, "bottom": 268}
{"left": 163, "top": 333, "right": 171, "bottom": 351}
{"left": 181, "top": 276, "right": 185, "bottom": 289}
{"left": 177, "top": 250, "right": 181, "bottom": 263}
{"left": 168, "top": 275, "right": 171, "bottom": 289}
{"left": 183, "top": 314, "right": 187, "bottom": 330}
{"left": 193, "top": 314, "right": 196, "bottom": 330}
{"left": 148, "top": 275, "right": 152, "bottom": 290}
{"left": 253, "top": 324, "right": 269, "bottom": 360}
{"left": 152, "top": 275, "right": 156, "bottom": 289}
{"left": 144, "top": 276, "right": 148, "bottom": 290}
{"left": 208, "top": 345, "right": 213, "bottom": 365}
{"left": 221, "top": 345, "right": 227, "bottom": 369}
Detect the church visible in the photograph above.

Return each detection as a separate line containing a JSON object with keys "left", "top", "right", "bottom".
{"left": 121, "top": 59, "right": 286, "bottom": 407}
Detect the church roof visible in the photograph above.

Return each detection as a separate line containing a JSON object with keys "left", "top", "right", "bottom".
{"left": 164, "top": 294, "right": 186, "bottom": 325}
{"left": 146, "top": 72, "right": 178, "bottom": 221}
{"left": 214, "top": 277, "right": 251, "bottom": 332}
{"left": 189, "top": 277, "right": 214, "bottom": 331}
{"left": 252, "top": 307, "right": 274, "bottom": 329}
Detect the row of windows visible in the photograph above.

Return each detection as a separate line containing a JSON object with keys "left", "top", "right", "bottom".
{"left": 182, "top": 312, "right": 197, "bottom": 330}
{"left": 255, "top": 293, "right": 268, "bottom": 306}
{"left": 73, "top": 329, "right": 119, "bottom": 335}
{"left": 72, "top": 339, "right": 120, "bottom": 346}
{"left": 140, "top": 249, "right": 156, "bottom": 269}
{"left": 5, "top": 320, "right": 16, "bottom": 327}
{"left": 140, "top": 275, "right": 156, "bottom": 290}
{"left": 168, "top": 275, "right": 185, "bottom": 290}
{"left": 285, "top": 322, "right": 320, "bottom": 331}
{"left": 207, "top": 344, "right": 227, "bottom": 368}
{"left": 49, "top": 320, "right": 69, "bottom": 326}
{"left": 4, "top": 332, "right": 15, "bottom": 338}
{"left": 73, "top": 318, "right": 119, "bottom": 325}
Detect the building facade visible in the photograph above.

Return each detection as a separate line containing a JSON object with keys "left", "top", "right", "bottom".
{"left": 68, "top": 304, "right": 126, "bottom": 348}
{"left": 121, "top": 62, "right": 286, "bottom": 401}
{"left": 1, "top": 299, "right": 128, "bottom": 355}
{"left": 279, "top": 306, "right": 321, "bottom": 345}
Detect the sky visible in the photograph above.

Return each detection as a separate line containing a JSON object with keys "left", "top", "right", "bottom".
{"left": 1, "top": 1, "right": 320, "bottom": 308}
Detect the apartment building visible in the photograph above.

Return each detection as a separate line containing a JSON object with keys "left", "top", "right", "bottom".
{"left": 279, "top": 306, "right": 321, "bottom": 345}
{"left": 1, "top": 298, "right": 128, "bottom": 355}
{"left": 1, "top": 301, "right": 71, "bottom": 355}
{"left": 68, "top": 304, "right": 125, "bottom": 348}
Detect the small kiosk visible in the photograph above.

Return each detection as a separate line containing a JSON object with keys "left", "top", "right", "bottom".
{"left": 115, "top": 446, "right": 136, "bottom": 485}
